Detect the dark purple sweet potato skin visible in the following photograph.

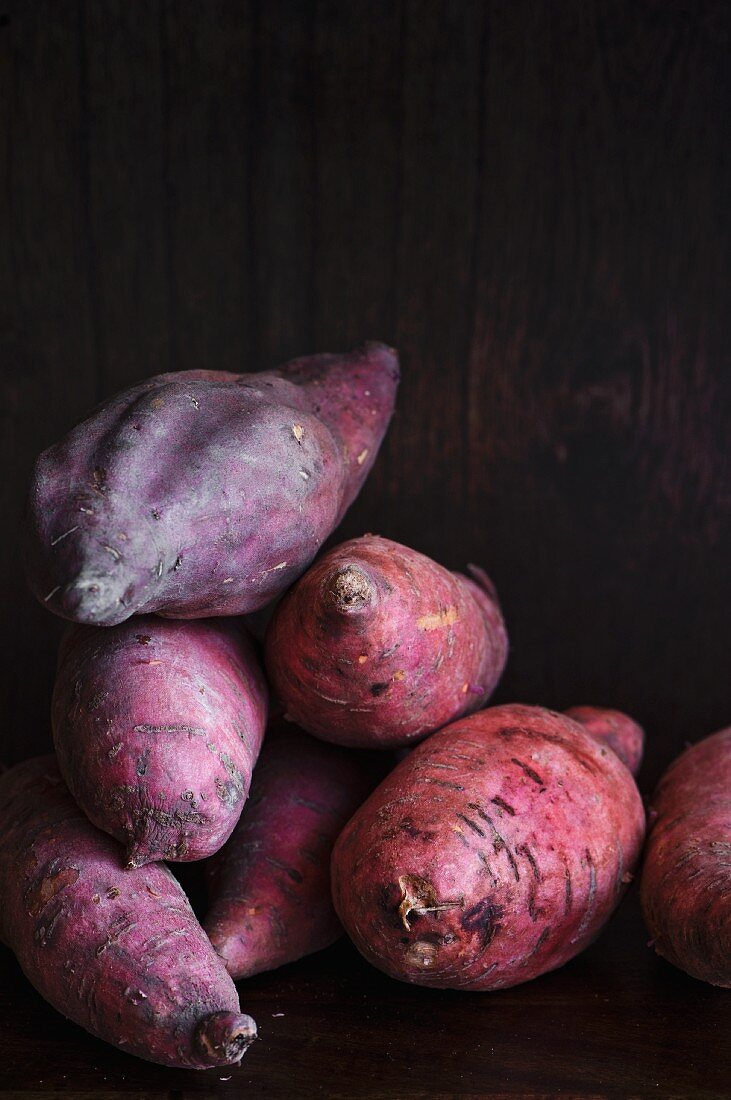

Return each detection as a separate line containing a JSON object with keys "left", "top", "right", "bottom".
{"left": 640, "top": 727, "right": 731, "bottom": 986}
{"left": 53, "top": 617, "right": 268, "bottom": 867}
{"left": 204, "top": 724, "right": 383, "bottom": 979}
{"left": 25, "top": 343, "right": 399, "bottom": 626}
{"left": 564, "top": 706, "right": 645, "bottom": 775}
{"left": 331, "top": 704, "right": 645, "bottom": 990}
{"left": 264, "top": 536, "right": 508, "bottom": 748}
{"left": 0, "top": 757, "right": 256, "bottom": 1069}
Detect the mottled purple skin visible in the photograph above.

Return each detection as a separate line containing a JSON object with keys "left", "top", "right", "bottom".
{"left": 204, "top": 724, "right": 383, "bottom": 979}
{"left": 53, "top": 617, "right": 268, "bottom": 867}
{"left": 25, "top": 342, "right": 399, "bottom": 626}
{"left": 264, "top": 536, "right": 508, "bottom": 749}
{"left": 0, "top": 757, "right": 257, "bottom": 1069}
{"left": 331, "top": 704, "right": 645, "bottom": 991}
{"left": 564, "top": 706, "right": 645, "bottom": 776}
{"left": 640, "top": 727, "right": 731, "bottom": 986}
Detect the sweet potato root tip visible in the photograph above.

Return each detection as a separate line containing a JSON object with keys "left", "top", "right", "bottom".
{"left": 194, "top": 1011, "right": 258, "bottom": 1066}
{"left": 324, "top": 565, "right": 376, "bottom": 613}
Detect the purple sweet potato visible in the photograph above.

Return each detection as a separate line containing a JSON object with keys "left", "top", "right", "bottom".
{"left": 52, "top": 616, "right": 267, "bottom": 867}
{"left": 264, "top": 536, "right": 508, "bottom": 748}
{"left": 0, "top": 756, "right": 257, "bottom": 1069}
{"left": 564, "top": 706, "right": 645, "bottom": 775}
{"left": 331, "top": 704, "right": 645, "bottom": 990}
{"left": 26, "top": 342, "right": 399, "bottom": 626}
{"left": 204, "top": 723, "right": 383, "bottom": 979}
{"left": 640, "top": 727, "right": 731, "bottom": 986}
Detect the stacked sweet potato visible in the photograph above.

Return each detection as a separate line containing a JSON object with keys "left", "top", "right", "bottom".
{"left": 5, "top": 344, "right": 727, "bottom": 1070}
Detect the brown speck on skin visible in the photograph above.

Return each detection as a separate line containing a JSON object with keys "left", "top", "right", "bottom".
{"left": 358, "top": 655, "right": 368, "bottom": 664}
{"left": 292, "top": 423, "right": 304, "bottom": 443}
{"left": 406, "top": 940, "right": 439, "bottom": 969}
{"left": 393, "top": 670, "right": 406, "bottom": 682}
{"left": 135, "top": 635, "right": 151, "bottom": 646}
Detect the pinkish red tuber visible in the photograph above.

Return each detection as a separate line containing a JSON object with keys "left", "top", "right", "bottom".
{"left": 0, "top": 756, "right": 257, "bottom": 1068}
{"left": 265, "top": 536, "right": 508, "bottom": 748}
{"left": 52, "top": 616, "right": 267, "bottom": 867}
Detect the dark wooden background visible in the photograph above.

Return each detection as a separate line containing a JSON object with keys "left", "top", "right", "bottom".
{"left": 0, "top": 1, "right": 729, "bottom": 1096}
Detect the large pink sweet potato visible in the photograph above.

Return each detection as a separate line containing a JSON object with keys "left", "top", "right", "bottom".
{"left": 53, "top": 616, "right": 267, "bottom": 867}
{"left": 564, "top": 706, "right": 645, "bottom": 775}
{"left": 0, "top": 757, "right": 257, "bottom": 1069}
{"left": 640, "top": 727, "right": 731, "bottom": 986}
{"left": 331, "top": 704, "right": 645, "bottom": 990}
{"left": 204, "top": 723, "right": 382, "bottom": 979}
{"left": 265, "top": 536, "right": 508, "bottom": 748}
{"left": 25, "top": 343, "right": 399, "bottom": 626}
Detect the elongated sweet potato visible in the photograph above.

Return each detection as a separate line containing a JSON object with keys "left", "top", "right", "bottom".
{"left": 640, "top": 727, "right": 731, "bottom": 986}
{"left": 204, "top": 723, "right": 383, "bottom": 978}
{"left": 26, "top": 343, "right": 399, "bottom": 626}
{"left": 264, "top": 536, "right": 508, "bottom": 748}
{"left": 564, "top": 706, "right": 644, "bottom": 775}
{"left": 53, "top": 616, "right": 267, "bottom": 867}
{"left": 331, "top": 703, "right": 645, "bottom": 990}
{"left": 0, "top": 757, "right": 257, "bottom": 1069}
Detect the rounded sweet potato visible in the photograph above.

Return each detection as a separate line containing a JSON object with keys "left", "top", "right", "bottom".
{"left": 640, "top": 727, "right": 731, "bottom": 986}
{"left": 0, "top": 757, "right": 257, "bottom": 1069}
{"left": 204, "top": 723, "right": 383, "bottom": 978}
{"left": 53, "top": 616, "right": 267, "bottom": 867}
{"left": 564, "top": 706, "right": 644, "bottom": 775}
{"left": 331, "top": 703, "right": 645, "bottom": 990}
{"left": 25, "top": 342, "right": 399, "bottom": 626}
{"left": 265, "top": 536, "right": 508, "bottom": 748}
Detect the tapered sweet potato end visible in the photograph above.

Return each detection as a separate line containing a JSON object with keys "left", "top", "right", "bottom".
{"left": 281, "top": 341, "right": 400, "bottom": 515}
{"left": 565, "top": 705, "right": 645, "bottom": 775}
{"left": 193, "top": 1011, "right": 258, "bottom": 1066}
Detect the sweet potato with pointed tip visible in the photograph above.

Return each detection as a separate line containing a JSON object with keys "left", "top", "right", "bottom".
{"left": 331, "top": 704, "right": 645, "bottom": 990}
{"left": 53, "top": 616, "right": 267, "bottom": 867}
{"left": 204, "top": 723, "right": 383, "bottom": 979}
{"left": 564, "top": 706, "right": 644, "bottom": 775}
{"left": 264, "top": 536, "right": 508, "bottom": 748}
{"left": 25, "top": 342, "right": 399, "bottom": 626}
{"left": 640, "top": 727, "right": 731, "bottom": 986}
{"left": 0, "top": 756, "right": 257, "bottom": 1069}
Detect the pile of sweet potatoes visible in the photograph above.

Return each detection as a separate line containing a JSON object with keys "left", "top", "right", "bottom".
{"left": 5, "top": 342, "right": 724, "bottom": 1071}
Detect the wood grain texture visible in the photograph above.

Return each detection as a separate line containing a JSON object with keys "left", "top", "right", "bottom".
{"left": 0, "top": 1, "right": 729, "bottom": 1093}
{"left": 0, "top": 894, "right": 728, "bottom": 1098}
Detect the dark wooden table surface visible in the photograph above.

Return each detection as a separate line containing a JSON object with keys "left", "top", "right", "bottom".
{"left": 0, "top": 0, "right": 729, "bottom": 1096}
